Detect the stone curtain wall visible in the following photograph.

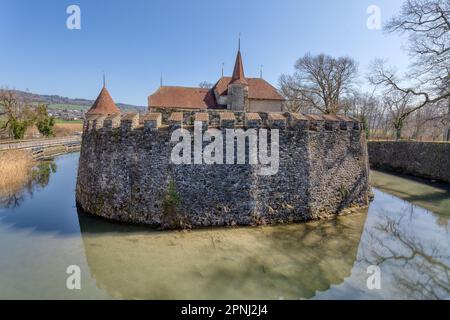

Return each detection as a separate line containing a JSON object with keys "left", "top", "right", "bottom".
{"left": 76, "top": 111, "right": 370, "bottom": 228}
{"left": 368, "top": 141, "right": 450, "bottom": 183}
{"left": 248, "top": 99, "right": 283, "bottom": 112}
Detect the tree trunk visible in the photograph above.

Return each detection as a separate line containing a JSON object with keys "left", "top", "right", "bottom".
{"left": 394, "top": 119, "right": 403, "bottom": 141}
{"left": 444, "top": 98, "right": 450, "bottom": 142}
{"left": 395, "top": 127, "right": 402, "bottom": 141}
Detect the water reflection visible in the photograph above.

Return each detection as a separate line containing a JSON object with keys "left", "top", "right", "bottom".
{"left": 315, "top": 190, "right": 450, "bottom": 299}
{"left": 359, "top": 192, "right": 449, "bottom": 299}
{"left": 371, "top": 170, "right": 450, "bottom": 220}
{"left": 0, "top": 160, "right": 57, "bottom": 208}
{"left": 0, "top": 154, "right": 79, "bottom": 235}
{"left": 0, "top": 152, "right": 448, "bottom": 299}
{"left": 76, "top": 208, "right": 367, "bottom": 299}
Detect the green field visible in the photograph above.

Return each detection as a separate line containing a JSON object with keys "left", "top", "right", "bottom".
{"left": 48, "top": 103, "right": 143, "bottom": 113}
{"left": 48, "top": 104, "right": 89, "bottom": 111}
{"left": 54, "top": 119, "right": 83, "bottom": 124}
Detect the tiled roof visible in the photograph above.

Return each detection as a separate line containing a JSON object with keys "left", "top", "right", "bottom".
{"left": 148, "top": 86, "right": 216, "bottom": 109}
{"left": 87, "top": 87, "right": 120, "bottom": 115}
{"left": 213, "top": 77, "right": 284, "bottom": 101}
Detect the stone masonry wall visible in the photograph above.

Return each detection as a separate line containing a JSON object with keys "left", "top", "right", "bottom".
{"left": 248, "top": 99, "right": 283, "bottom": 112}
{"left": 76, "top": 111, "right": 371, "bottom": 228}
{"left": 227, "top": 84, "right": 248, "bottom": 111}
{"left": 368, "top": 141, "right": 450, "bottom": 183}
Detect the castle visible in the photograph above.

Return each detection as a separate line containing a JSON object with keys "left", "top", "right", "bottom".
{"left": 76, "top": 49, "right": 371, "bottom": 229}
{"left": 148, "top": 47, "right": 284, "bottom": 112}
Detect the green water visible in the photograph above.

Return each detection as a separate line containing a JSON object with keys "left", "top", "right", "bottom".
{"left": 371, "top": 170, "right": 450, "bottom": 218}
{"left": 0, "top": 153, "right": 448, "bottom": 299}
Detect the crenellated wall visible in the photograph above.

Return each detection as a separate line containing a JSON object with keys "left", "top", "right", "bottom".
{"left": 76, "top": 111, "right": 371, "bottom": 228}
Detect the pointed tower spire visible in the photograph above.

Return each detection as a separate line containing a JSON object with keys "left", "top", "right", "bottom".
{"left": 103, "top": 72, "right": 106, "bottom": 88}
{"left": 86, "top": 79, "right": 120, "bottom": 116}
{"left": 238, "top": 32, "right": 241, "bottom": 51}
{"left": 230, "top": 34, "right": 248, "bottom": 85}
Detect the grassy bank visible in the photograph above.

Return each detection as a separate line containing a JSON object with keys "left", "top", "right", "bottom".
{"left": 53, "top": 122, "right": 83, "bottom": 137}
{"left": 54, "top": 119, "right": 83, "bottom": 124}
{"left": 0, "top": 150, "right": 35, "bottom": 198}
{"left": 1, "top": 121, "right": 83, "bottom": 140}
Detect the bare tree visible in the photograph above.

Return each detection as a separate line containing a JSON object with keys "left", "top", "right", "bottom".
{"left": 0, "top": 89, "right": 35, "bottom": 139}
{"left": 409, "top": 100, "right": 447, "bottom": 140}
{"left": 376, "top": 0, "right": 450, "bottom": 140}
{"left": 279, "top": 53, "right": 358, "bottom": 114}
{"left": 198, "top": 81, "right": 213, "bottom": 89}
{"left": 344, "top": 90, "right": 380, "bottom": 137}
{"left": 278, "top": 75, "right": 315, "bottom": 113}
{"left": 382, "top": 91, "right": 415, "bottom": 140}
{"left": 386, "top": 0, "right": 449, "bottom": 93}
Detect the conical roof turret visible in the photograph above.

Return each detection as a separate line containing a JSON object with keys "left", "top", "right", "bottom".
{"left": 86, "top": 85, "right": 120, "bottom": 116}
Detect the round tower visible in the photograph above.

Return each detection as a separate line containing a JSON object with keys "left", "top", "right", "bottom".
{"left": 86, "top": 83, "right": 120, "bottom": 116}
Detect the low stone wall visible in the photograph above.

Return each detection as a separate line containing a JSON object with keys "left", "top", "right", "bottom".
{"left": 76, "top": 111, "right": 371, "bottom": 229}
{"left": 368, "top": 141, "right": 450, "bottom": 183}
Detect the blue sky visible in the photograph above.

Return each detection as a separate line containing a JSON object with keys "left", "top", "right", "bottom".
{"left": 0, "top": 0, "right": 409, "bottom": 106}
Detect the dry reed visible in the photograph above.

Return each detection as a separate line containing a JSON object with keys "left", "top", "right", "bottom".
{"left": 53, "top": 123, "right": 83, "bottom": 137}
{"left": 0, "top": 150, "right": 35, "bottom": 198}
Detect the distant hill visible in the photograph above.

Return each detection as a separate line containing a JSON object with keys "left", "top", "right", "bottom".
{"left": 10, "top": 90, "right": 146, "bottom": 113}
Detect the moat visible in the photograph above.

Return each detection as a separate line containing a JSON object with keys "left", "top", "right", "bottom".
{"left": 0, "top": 152, "right": 448, "bottom": 299}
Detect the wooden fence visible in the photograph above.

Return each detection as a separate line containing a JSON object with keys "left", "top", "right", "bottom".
{"left": 0, "top": 136, "right": 81, "bottom": 159}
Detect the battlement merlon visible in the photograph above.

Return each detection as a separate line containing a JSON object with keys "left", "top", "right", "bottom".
{"left": 84, "top": 111, "right": 363, "bottom": 132}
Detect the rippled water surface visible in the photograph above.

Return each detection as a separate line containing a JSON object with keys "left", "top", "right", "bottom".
{"left": 0, "top": 153, "right": 448, "bottom": 299}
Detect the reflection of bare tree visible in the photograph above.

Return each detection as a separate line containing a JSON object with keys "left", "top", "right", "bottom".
{"left": 0, "top": 161, "right": 57, "bottom": 208}
{"left": 360, "top": 208, "right": 450, "bottom": 299}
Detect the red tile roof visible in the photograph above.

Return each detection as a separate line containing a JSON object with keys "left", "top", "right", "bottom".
{"left": 148, "top": 47, "right": 284, "bottom": 109}
{"left": 87, "top": 87, "right": 120, "bottom": 115}
{"left": 213, "top": 77, "right": 284, "bottom": 101}
{"left": 148, "top": 86, "right": 216, "bottom": 109}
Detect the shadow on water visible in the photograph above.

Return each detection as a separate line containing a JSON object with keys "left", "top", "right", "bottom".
{"left": 75, "top": 179, "right": 450, "bottom": 299}
{"left": 77, "top": 195, "right": 450, "bottom": 299}
{"left": 0, "top": 152, "right": 449, "bottom": 299}
{"left": 76, "top": 207, "right": 368, "bottom": 299}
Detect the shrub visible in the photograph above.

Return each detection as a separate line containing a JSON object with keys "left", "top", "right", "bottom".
{"left": 35, "top": 104, "right": 55, "bottom": 137}
{"left": 161, "top": 179, "right": 190, "bottom": 229}
{"left": 9, "top": 118, "right": 30, "bottom": 139}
